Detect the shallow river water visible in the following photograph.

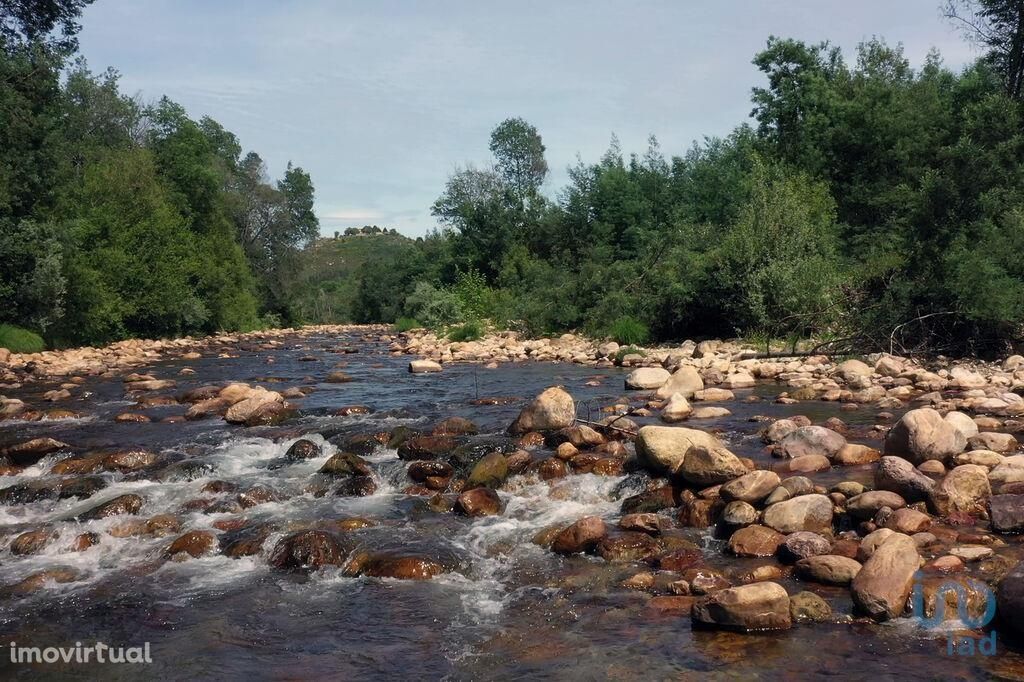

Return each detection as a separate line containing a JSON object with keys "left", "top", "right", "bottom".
{"left": 1, "top": 331, "right": 1023, "bottom": 680}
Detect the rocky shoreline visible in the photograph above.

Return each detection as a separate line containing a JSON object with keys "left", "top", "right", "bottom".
{"left": 2, "top": 325, "right": 1024, "bottom": 650}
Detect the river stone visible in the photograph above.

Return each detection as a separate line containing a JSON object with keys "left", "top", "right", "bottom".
{"left": 721, "top": 500, "right": 757, "bottom": 527}
{"left": 834, "top": 444, "right": 881, "bottom": 466}
{"left": 851, "top": 533, "right": 920, "bottom": 620}
{"left": 619, "top": 513, "right": 663, "bottom": 535}
{"left": 763, "top": 419, "right": 799, "bottom": 444}
{"left": 552, "top": 516, "right": 607, "bottom": 555}
{"left": 720, "top": 470, "right": 781, "bottom": 504}
{"left": 796, "top": 555, "right": 862, "bottom": 585}
{"left": 777, "top": 426, "right": 847, "bottom": 460}
{"left": 885, "top": 507, "right": 932, "bottom": 534}
{"left": 856, "top": 528, "right": 895, "bottom": 562}
{"left": 357, "top": 554, "right": 446, "bottom": 580}
{"left": 692, "top": 582, "right": 792, "bottom": 632}
{"left": 409, "top": 359, "right": 442, "bottom": 373}
{"left": 780, "top": 531, "right": 832, "bottom": 562}
{"left": 625, "top": 367, "right": 670, "bottom": 390}
{"left": 679, "top": 446, "right": 748, "bottom": 486}
{"left": 690, "top": 406, "right": 731, "bottom": 419}
{"left": 268, "top": 530, "right": 347, "bottom": 571}
{"left": 165, "top": 530, "right": 216, "bottom": 560}
{"left": 3, "top": 437, "right": 70, "bottom": 466}
{"left": 10, "top": 529, "right": 56, "bottom": 556}
{"left": 836, "top": 359, "right": 873, "bottom": 382}
{"left": 846, "top": 491, "right": 906, "bottom": 519}
{"left": 634, "top": 425, "right": 723, "bottom": 476}
{"left": 319, "top": 452, "right": 372, "bottom": 477}
{"left": 727, "top": 524, "right": 785, "bottom": 557}
{"left": 285, "top": 439, "right": 321, "bottom": 461}
{"left": 955, "top": 450, "right": 1005, "bottom": 468}
{"left": 790, "top": 591, "right": 832, "bottom": 622}
{"left": 660, "top": 393, "right": 692, "bottom": 423}
{"left": 763, "top": 494, "right": 833, "bottom": 534}
{"left": 785, "top": 454, "right": 830, "bottom": 473}
{"left": 990, "top": 494, "right": 1024, "bottom": 533}
{"left": 654, "top": 366, "right": 704, "bottom": 400}
{"left": 969, "top": 432, "right": 1019, "bottom": 453}
{"left": 875, "top": 456, "right": 935, "bottom": 502}
{"left": 508, "top": 387, "right": 575, "bottom": 435}
{"left": 884, "top": 408, "right": 968, "bottom": 464}
{"left": 224, "top": 389, "right": 284, "bottom": 424}
{"left": 76, "top": 494, "right": 143, "bottom": 520}
{"left": 466, "top": 452, "right": 508, "bottom": 489}
{"left": 455, "top": 487, "right": 503, "bottom": 517}
{"left": 997, "top": 560, "right": 1024, "bottom": 638}
{"left": 597, "top": 532, "right": 661, "bottom": 563}
{"left": 929, "top": 464, "right": 991, "bottom": 516}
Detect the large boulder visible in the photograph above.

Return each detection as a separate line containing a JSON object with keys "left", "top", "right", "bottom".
{"left": 508, "top": 387, "right": 575, "bottom": 435}
{"left": 466, "top": 452, "right": 508, "bottom": 489}
{"left": 225, "top": 388, "right": 285, "bottom": 425}
{"left": 552, "top": 516, "right": 607, "bottom": 555}
{"left": 795, "top": 555, "right": 862, "bottom": 585}
{"left": 678, "top": 446, "right": 748, "bottom": 486}
{"left": 455, "top": 487, "right": 503, "bottom": 517}
{"left": 727, "top": 524, "right": 785, "bottom": 557}
{"left": 776, "top": 426, "right": 847, "bottom": 460}
{"left": 929, "top": 464, "right": 991, "bottom": 517}
{"left": 409, "top": 359, "right": 442, "bottom": 373}
{"left": 850, "top": 533, "right": 920, "bottom": 620}
{"left": 762, "top": 494, "right": 833, "bottom": 535}
{"left": 990, "top": 494, "right": 1024, "bottom": 533}
{"left": 634, "top": 426, "right": 723, "bottom": 476}
{"left": 655, "top": 366, "right": 704, "bottom": 400}
{"left": 875, "top": 456, "right": 935, "bottom": 502}
{"left": 692, "top": 582, "right": 792, "bottom": 632}
{"left": 625, "top": 367, "right": 670, "bottom": 390}
{"left": 884, "top": 408, "right": 968, "bottom": 464}
{"left": 846, "top": 491, "right": 906, "bottom": 519}
{"left": 836, "top": 359, "right": 873, "bottom": 382}
{"left": 268, "top": 530, "right": 347, "bottom": 571}
{"left": 660, "top": 393, "right": 692, "bottom": 423}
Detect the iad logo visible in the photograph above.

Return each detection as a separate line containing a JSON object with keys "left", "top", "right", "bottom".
{"left": 911, "top": 571, "right": 997, "bottom": 656}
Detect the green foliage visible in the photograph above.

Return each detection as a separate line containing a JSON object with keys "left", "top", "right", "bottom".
{"left": 394, "top": 317, "right": 422, "bottom": 332}
{"left": 614, "top": 346, "right": 646, "bottom": 363}
{"left": 447, "top": 319, "right": 485, "bottom": 342}
{"left": 0, "top": 324, "right": 45, "bottom": 353}
{"left": 606, "top": 316, "right": 650, "bottom": 346}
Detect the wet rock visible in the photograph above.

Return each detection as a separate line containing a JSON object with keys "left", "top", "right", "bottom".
{"left": 780, "top": 532, "right": 832, "bottom": 563}
{"left": 727, "top": 525, "right": 785, "bottom": 557}
{"left": 165, "top": 530, "right": 216, "bottom": 560}
{"left": 285, "top": 439, "right": 321, "bottom": 461}
{"left": 875, "top": 456, "right": 935, "bottom": 502}
{"left": 851, "top": 533, "right": 920, "bottom": 620}
{"left": 885, "top": 507, "right": 932, "bottom": 534}
{"left": 692, "top": 582, "right": 792, "bottom": 632}
{"left": 319, "top": 452, "right": 372, "bottom": 477}
{"left": 969, "top": 432, "right": 1019, "bottom": 453}
{"left": 552, "top": 516, "right": 607, "bottom": 555}
{"left": 219, "top": 524, "right": 274, "bottom": 558}
{"left": 763, "top": 494, "right": 833, "bottom": 534}
{"left": 242, "top": 401, "right": 295, "bottom": 426}
{"left": 358, "top": 554, "right": 446, "bottom": 580}
{"left": 785, "top": 454, "right": 831, "bottom": 473}
{"left": 103, "top": 449, "right": 158, "bottom": 473}
{"left": 834, "top": 444, "right": 881, "bottom": 466}
{"left": 656, "top": 548, "right": 705, "bottom": 573}
{"left": 433, "top": 417, "right": 478, "bottom": 436}
{"left": 2, "top": 437, "right": 70, "bottom": 465}
{"left": 619, "top": 513, "right": 663, "bottom": 535}
{"left": 790, "top": 591, "right": 832, "bottom": 622}
{"left": 537, "top": 457, "right": 569, "bottom": 480}
{"left": 721, "top": 500, "right": 757, "bottom": 527}
{"left": 397, "top": 435, "right": 456, "bottom": 460}
{"left": 237, "top": 485, "right": 280, "bottom": 509}
{"left": 597, "top": 531, "right": 661, "bottom": 562}
{"left": 145, "top": 514, "right": 181, "bottom": 537}
{"left": 683, "top": 567, "right": 731, "bottom": 595}
{"left": 70, "top": 532, "right": 100, "bottom": 552}
{"left": 508, "top": 386, "right": 575, "bottom": 435}
{"left": 776, "top": 426, "right": 846, "bottom": 460}
{"left": 884, "top": 408, "right": 968, "bottom": 464}
{"left": 678, "top": 446, "right": 748, "bottom": 486}
{"left": 549, "top": 424, "right": 605, "bottom": 449}
{"left": 10, "top": 529, "right": 57, "bottom": 556}
{"left": 720, "top": 470, "right": 780, "bottom": 504}
{"left": 224, "top": 388, "right": 285, "bottom": 424}
{"left": 455, "top": 487, "right": 503, "bottom": 516}
{"left": 929, "top": 464, "right": 991, "bottom": 516}
{"left": 325, "top": 371, "right": 354, "bottom": 383}
{"left": 660, "top": 393, "right": 692, "bottom": 423}
{"left": 5, "top": 567, "right": 80, "bottom": 596}
{"left": 466, "top": 452, "right": 508, "bottom": 489}
{"left": 763, "top": 419, "right": 799, "bottom": 444}
{"left": 334, "top": 476, "right": 377, "bottom": 497}
{"left": 622, "top": 485, "right": 678, "bottom": 515}
{"left": 796, "top": 555, "right": 862, "bottom": 585}
{"left": 634, "top": 425, "right": 723, "bottom": 476}
{"left": 268, "top": 530, "right": 347, "bottom": 571}
{"left": 846, "top": 491, "right": 906, "bottom": 519}
{"left": 76, "top": 493, "right": 143, "bottom": 520}
{"left": 677, "top": 490, "right": 725, "bottom": 528}
{"left": 408, "top": 460, "right": 454, "bottom": 482}
{"left": 990, "top": 494, "right": 1024, "bottom": 533}
{"left": 185, "top": 397, "right": 230, "bottom": 420}
{"left": 409, "top": 359, "right": 442, "bottom": 373}
{"left": 997, "top": 561, "right": 1024, "bottom": 637}
{"left": 655, "top": 366, "right": 704, "bottom": 400}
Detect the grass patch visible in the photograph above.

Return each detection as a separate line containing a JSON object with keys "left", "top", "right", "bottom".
{"left": 607, "top": 316, "right": 649, "bottom": 346}
{"left": 0, "top": 324, "right": 46, "bottom": 353}
{"left": 447, "top": 319, "right": 485, "bottom": 342}
{"left": 394, "top": 317, "right": 423, "bottom": 333}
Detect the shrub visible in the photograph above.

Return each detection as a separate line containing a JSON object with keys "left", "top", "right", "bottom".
{"left": 403, "top": 281, "right": 463, "bottom": 328}
{"left": 394, "top": 317, "right": 422, "bottom": 332}
{"left": 0, "top": 324, "right": 46, "bottom": 353}
{"left": 607, "top": 316, "right": 649, "bottom": 346}
{"left": 448, "top": 319, "right": 484, "bottom": 341}
{"left": 614, "top": 346, "right": 646, "bottom": 363}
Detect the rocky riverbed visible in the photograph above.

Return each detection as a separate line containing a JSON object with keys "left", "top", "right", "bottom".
{"left": 2, "top": 326, "right": 1024, "bottom": 678}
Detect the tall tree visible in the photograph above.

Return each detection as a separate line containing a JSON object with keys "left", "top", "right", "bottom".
{"left": 945, "top": 0, "right": 1024, "bottom": 98}
{"left": 488, "top": 117, "right": 548, "bottom": 201}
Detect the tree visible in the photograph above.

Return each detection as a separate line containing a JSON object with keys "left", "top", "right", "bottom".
{"left": 488, "top": 117, "right": 548, "bottom": 201}
{"left": 0, "top": 0, "right": 95, "bottom": 52}
{"left": 945, "top": 0, "right": 1024, "bottom": 98}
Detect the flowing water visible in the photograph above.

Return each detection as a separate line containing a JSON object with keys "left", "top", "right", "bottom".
{"left": 1, "top": 331, "right": 1023, "bottom": 680}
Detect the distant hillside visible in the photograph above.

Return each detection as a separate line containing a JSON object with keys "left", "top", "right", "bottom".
{"left": 294, "top": 232, "right": 416, "bottom": 323}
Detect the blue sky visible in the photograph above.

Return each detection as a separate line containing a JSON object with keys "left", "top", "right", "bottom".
{"left": 77, "top": 0, "right": 975, "bottom": 237}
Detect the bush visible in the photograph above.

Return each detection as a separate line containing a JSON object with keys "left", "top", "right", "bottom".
{"left": 403, "top": 281, "right": 463, "bottom": 329}
{"left": 0, "top": 324, "right": 46, "bottom": 353}
{"left": 394, "top": 317, "right": 422, "bottom": 333}
{"left": 607, "top": 316, "right": 649, "bottom": 345}
{"left": 448, "top": 319, "right": 484, "bottom": 341}
{"left": 614, "top": 346, "right": 646, "bottom": 363}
